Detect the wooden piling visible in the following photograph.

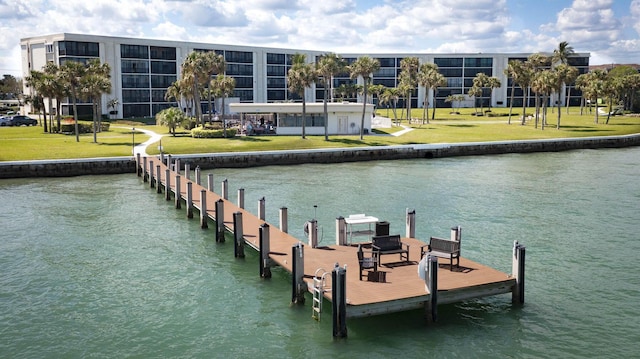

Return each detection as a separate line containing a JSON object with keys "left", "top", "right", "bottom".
{"left": 207, "top": 173, "right": 214, "bottom": 192}
{"left": 156, "top": 165, "right": 162, "bottom": 194}
{"left": 425, "top": 255, "right": 439, "bottom": 322}
{"left": 258, "top": 197, "right": 265, "bottom": 221}
{"left": 200, "top": 189, "right": 208, "bottom": 229}
{"left": 175, "top": 159, "right": 181, "bottom": 176}
{"left": 279, "top": 207, "right": 288, "bottom": 233}
{"left": 222, "top": 179, "right": 228, "bottom": 200}
{"left": 291, "top": 243, "right": 306, "bottom": 304}
{"left": 195, "top": 166, "right": 201, "bottom": 185}
{"left": 165, "top": 169, "right": 171, "bottom": 200}
{"left": 136, "top": 153, "right": 141, "bottom": 177}
{"left": 332, "top": 264, "right": 347, "bottom": 338}
{"left": 336, "top": 216, "right": 346, "bottom": 246}
{"left": 259, "top": 223, "right": 271, "bottom": 278}
{"left": 308, "top": 219, "right": 318, "bottom": 248}
{"left": 512, "top": 241, "right": 526, "bottom": 304}
{"left": 406, "top": 208, "right": 416, "bottom": 238}
{"left": 148, "top": 160, "right": 154, "bottom": 187}
{"left": 174, "top": 175, "right": 181, "bottom": 209}
{"left": 215, "top": 199, "right": 225, "bottom": 242}
{"left": 238, "top": 188, "right": 245, "bottom": 209}
{"left": 185, "top": 163, "right": 191, "bottom": 181}
{"left": 233, "top": 212, "right": 245, "bottom": 258}
{"left": 186, "top": 181, "right": 193, "bottom": 218}
{"left": 143, "top": 157, "right": 148, "bottom": 182}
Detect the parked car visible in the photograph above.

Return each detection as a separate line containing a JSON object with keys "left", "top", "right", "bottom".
{"left": 5, "top": 115, "right": 38, "bottom": 126}
{"left": 0, "top": 116, "right": 11, "bottom": 126}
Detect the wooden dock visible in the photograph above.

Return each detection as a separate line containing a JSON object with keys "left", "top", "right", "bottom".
{"left": 137, "top": 155, "right": 522, "bottom": 323}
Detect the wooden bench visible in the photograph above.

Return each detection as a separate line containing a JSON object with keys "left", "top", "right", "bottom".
{"left": 421, "top": 236, "right": 460, "bottom": 270}
{"left": 372, "top": 235, "right": 409, "bottom": 265}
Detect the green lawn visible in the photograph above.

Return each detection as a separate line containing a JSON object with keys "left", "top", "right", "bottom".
{"left": 1, "top": 108, "right": 639, "bottom": 161}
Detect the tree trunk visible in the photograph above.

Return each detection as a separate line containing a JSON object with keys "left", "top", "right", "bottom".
{"left": 508, "top": 83, "right": 515, "bottom": 124}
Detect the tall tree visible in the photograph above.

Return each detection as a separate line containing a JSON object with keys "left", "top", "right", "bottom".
{"left": 472, "top": 72, "right": 489, "bottom": 114}
{"left": 287, "top": 53, "right": 317, "bottom": 139}
{"left": 203, "top": 51, "right": 226, "bottom": 123}
{"left": 59, "top": 61, "right": 87, "bottom": 142}
{"left": 82, "top": 59, "right": 111, "bottom": 143}
{"left": 504, "top": 60, "right": 522, "bottom": 124}
{"left": 398, "top": 57, "right": 419, "bottom": 123}
{"left": 576, "top": 70, "right": 607, "bottom": 123}
{"left": 349, "top": 56, "right": 380, "bottom": 139}
{"left": 553, "top": 41, "right": 575, "bottom": 65}
{"left": 380, "top": 87, "right": 400, "bottom": 124}
{"left": 487, "top": 76, "right": 502, "bottom": 112}
{"left": 156, "top": 107, "right": 187, "bottom": 136}
{"left": 531, "top": 69, "right": 557, "bottom": 129}
{"left": 553, "top": 63, "right": 578, "bottom": 129}
{"left": 24, "top": 69, "right": 46, "bottom": 131}
{"left": 210, "top": 74, "right": 236, "bottom": 137}
{"left": 316, "top": 53, "right": 346, "bottom": 140}
{"left": 181, "top": 51, "right": 209, "bottom": 127}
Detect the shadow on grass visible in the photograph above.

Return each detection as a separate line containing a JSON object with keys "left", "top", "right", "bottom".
{"left": 445, "top": 124, "right": 477, "bottom": 128}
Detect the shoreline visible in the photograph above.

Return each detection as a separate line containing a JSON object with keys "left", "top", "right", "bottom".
{"left": 1, "top": 133, "right": 639, "bottom": 179}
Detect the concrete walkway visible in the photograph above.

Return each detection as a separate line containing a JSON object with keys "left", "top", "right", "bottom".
{"left": 113, "top": 126, "right": 164, "bottom": 156}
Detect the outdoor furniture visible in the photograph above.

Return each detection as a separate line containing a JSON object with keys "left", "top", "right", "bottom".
{"left": 357, "top": 244, "right": 378, "bottom": 281}
{"left": 371, "top": 234, "right": 409, "bottom": 265}
{"left": 421, "top": 236, "right": 460, "bottom": 271}
{"left": 345, "top": 214, "right": 379, "bottom": 245}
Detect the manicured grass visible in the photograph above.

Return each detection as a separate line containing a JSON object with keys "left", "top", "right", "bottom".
{"left": 1, "top": 107, "right": 639, "bottom": 161}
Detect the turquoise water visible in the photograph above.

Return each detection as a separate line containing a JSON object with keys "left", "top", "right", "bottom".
{"left": 1, "top": 147, "right": 639, "bottom": 358}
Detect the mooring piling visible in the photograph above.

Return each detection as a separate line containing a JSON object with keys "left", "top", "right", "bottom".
{"left": 238, "top": 188, "right": 245, "bottom": 209}
{"left": 406, "top": 208, "right": 416, "bottom": 238}
{"left": 259, "top": 223, "right": 271, "bottom": 278}
{"left": 279, "top": 207, "right": 288, "bottom": 233}
{"left": 512, "top": 241, "right": 526, "bottom": 304}
{"left": 332, "top": 264, "right": 347, "bottom": 338}
{"left": 215, "top": 199, "right": 225, "bottom": 242}
{"left": 233, "top": 212, "right": 245, "bottom": 258}
{"left": 291, "top": 243, "right": 306, "bottom": 304}
{"left": 200, "top": 189, "right": 208, "bottom": 229}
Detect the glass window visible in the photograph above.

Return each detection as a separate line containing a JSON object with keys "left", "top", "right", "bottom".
{"left": 122, "top": 74, "right": 150, "bottom": 88}
{"left": 446, "top": 78, "right": 463, "bottom": 87}
{"left": 373, "top": 68, "right": 396, "bottom": 77}
{"left": 151, "top": 61, "right": 176, "bottom": 74}
{"left": 225, "top": 51, "right": 253, "bottom": 63}
{"left": 123, "top": 89, "right": 150, "bottom": 103}
{"left": 267, "top": 65, "right": 285, "bottom": 76}
{"left": 464, "top": 68, "right": 492, "bottom": 77}
{"left": 123, "top": 104, "right": 150, "bottom": 118}
{"left": 152, "top": 90, "right": 168, "bottom": 102}
{"left": 439, "top": 68, "right": 462, "bottom": 77}
{"left": 268, "top": 90, "right": 286, "bottom": 101}
{"left": 234, "top": 89, "right": 253, "bottom": 101}
{"left": 568, "top": 57, "right": 589, "bottom": 66}
{"left": 267, "top": 78, "right": 286, "bottom": 88}
{"left": 267, "top": 53, "right": 286, "bottom": 64}
{"left": 227, "top": 64, "right": 253, "bottom": 76}
{"left": 122, "top": 60, "right": 149, "bottom": 74}
{"left": 233, "top": 76, "right": 253, "bottom": 88}
{"left": 434, "top": 58, "right": 463, "bottom": 67}
{"left": 151, "top": 75, "right": 176, "bottom": 89}
{"left": 152, "top": 103, "right": 173, "bottom": 116}
{"left": 121, "top": 44, "right": 149, "bottom": 59}
{"left": 58, "top": 41, "right": 99, "bottom": 57}
{"left": 150, "top": 46, "right": 176, "bottom": 60}
{"left": 373, "top": 78, "right": 395, "bottom": 87}
{"left": 464, "top": 57, "right": 493, "bottom": 67}
{"left": 376, "top": 58, "right": 395, "bottom": 67}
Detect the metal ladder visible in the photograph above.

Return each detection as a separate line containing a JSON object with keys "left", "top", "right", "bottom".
{"left": 312, "top": 268, "right": 330, "bottom": 321}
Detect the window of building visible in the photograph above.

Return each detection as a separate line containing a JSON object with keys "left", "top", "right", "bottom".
{"left": 151, "top": 61, "right": 176, "bottom": 74}
{"left": 464, "top": 57, "right": 493, "bottom": 67}
{"left": 267, "top": 78, "right": 286, "bottom": 88}
{"left": 151, "top": 75, "right": 177, "bottom": 89}
{"left": 150, "top": 46, "right": 176, "bottom": 60}
{"left": 234, "top": 89, "right": 254, "bottom": 101}
{"left": 121, "top": 44, "right": 149, "bottom": 59}
{"left": 227, "top": 64, "right": 253, "bottom": 76}
{"left": 46, "top": 44, "right": 54, "bottom": 53}
{"left": 58, "top": 41, "right": 99, "bottom": 57}
{"left": 267, "top": 65, "right": 285, "bottom": 77}
{"left": 122, "top": 60, "right": 149, "bottom": 74}
{"left": 123, "top": 104, "right": 151, "bottom": 118}
{"left": 121, "top": 74, "right": 150, "bottom": 88}
{"left": 152, "top": 90, "right": 169, "bottom": 102}
{"left": 123, "top": 89, "right": 150, "bottom": 103}
{"left": 233, "top": 76, "right": 253, "bottom": 89}
{"left": 225, "top": 51, "right": 253, "bottom": 63}
{"left": 267, "top": 53, "right": 286, "bottom": 65}
{"left": 267, "top": 90, "right": 286, "bottom": 101}
{"left": 434, "top": 58, "right": 463, "bottom": 67}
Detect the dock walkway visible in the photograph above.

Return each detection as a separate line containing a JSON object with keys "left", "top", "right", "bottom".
{"left": 139, "top": 155, "right": 518, "bottom": 319}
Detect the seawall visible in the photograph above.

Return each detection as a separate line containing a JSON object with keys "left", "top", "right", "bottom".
{"left": 1, "top": 134, "right": 639, "bottom": 178}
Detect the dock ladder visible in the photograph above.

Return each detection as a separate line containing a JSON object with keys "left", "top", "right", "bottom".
{"left": 312, "top": 268, "right": 330, "bottom": 321}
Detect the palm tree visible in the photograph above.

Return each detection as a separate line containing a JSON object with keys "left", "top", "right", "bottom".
{"left": 59, "top": 61, "right": 87, "bottom": 142}
{"left": 203, "top": 51, "right": 226, "bottom": 123}
{"left": 156, "top": 107, "right": 187, "bottom": 136}
{"left": 210, "top": 74, "right": 236, "bottom": 137}
{"left": 504, "top": 60, "right": 522, "bottom": 124}
{"left": 576, "top": 70, "right": 607, "bottom": 123}
{"left": 349, "top": 56, "right": 380, "bottom": 139}
{"left": 399, "top": 57, "right": 419, "bottom": 124}
{"left": 531, "top": 69, "right": 557, "bottom": 129}
{"left": 553, "top": 63, "right": 578, "bottom": 129}
{"left": 487, "top": 76, "right": 501, "bottom": 112}
{"left": 316, "top": 53, "right": 346, "bottom": 140}
{"left": 472, "top": 73, "right": 489, "bottom": 114}
{"left": 430, "top": 72, "right": 446, "bottom": 121}
{"left": 527, "top": 53, "right": 550, "bottom": 126}
{"left": 181, "top": 51, "right": 209, "bottom": 127}
{"left": 468, "top": 86, "right": 482, "bottom": 114}
{"left": 380, "top": 87, "right": 400, "bottom": 124}
{"left": 287, "top": 53, "right": 317, "bottom": 139}
{"left": 24, "top": 69, "right": 46, "bottom": 130}
{"left": 82, "top": 59, "right": 111, "bottom": 143}
{"left": 417, "top": 63, "right": 438, "bottom": 124}
{"left": 553, "top": 41, "right": 575, "bottom": 65}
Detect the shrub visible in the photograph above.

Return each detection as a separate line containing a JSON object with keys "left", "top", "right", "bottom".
{"left": 191, "top": 127, "right": 237, "bottom": 138}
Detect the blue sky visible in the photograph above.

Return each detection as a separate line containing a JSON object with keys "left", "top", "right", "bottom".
{"left": 1, "top": 0, "right": 639, "bottom": 77}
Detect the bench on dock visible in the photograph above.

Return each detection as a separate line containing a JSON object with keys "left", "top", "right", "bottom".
{"left": 421, "top": 236, "right": 460, "bottom": 270}
{"left": 372, "top": 235, "right": 409, "bottom": 265}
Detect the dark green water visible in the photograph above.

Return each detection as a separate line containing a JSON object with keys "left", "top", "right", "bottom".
{"left": 1, "top": 147, "right": 639, "bottom": 358}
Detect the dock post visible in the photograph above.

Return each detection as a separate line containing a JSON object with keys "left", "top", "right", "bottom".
{"left": 215, "top": 199, "right": 225, "bottom": 243}
{"left": 165, "top": 169, "right": 171, "bottom": 200}
{"left": 332, "top": 264, "right": 347, "bottom": 338}
{"left": 291, "top": 243, "right": 306, "bottom": 304}
{"left": 149, "top": 160, "right": 155, "bottom": 188}
{"left": 259, "top": 223, "right": 271, "bottom": 278}
{"left": 406, "top": 208, "right": 416, "bottom": 238}
{"left": 233, "top": 212, "right": 245, "bottom": 258}
{"left": 258, "top": 197, "right": 265, "bottom": 221}
{"left": 308, "top": 220, "right": 318, "bottom": 248}
{"left": 195, "top": 166, "right": 201, "bottom": 185}
{"left": 156, "top": 165, "right": 162, "bottom": 194}
{"left": 424, "top": 255, "right": 438, "bottom": 323}
{"left": 222, "top": 179, "right": 228, "bottom": 200}
{"left": 279, "top": 207, "right": 288, "bottom": 233}
{"left": 200, "top": 189, "right": 208, "bottom": 229}
{"left": 175, "top": 175, "right": 182, "bottom": 209}
{"left": 512, "top": 241, "right": 526, "bottom": 304}
{"left": 166, "top": 154, "right": 172, "bottom": 168}
{"left": 238, "top": 189, "right": 245, "bottom": 209}
{"left": 207, "top": 174, "right": 214, "bottom": 192}
{"left": 185, "top": 163, "right": 191, "bottom": 181}
{"left": 186, "top": 181, "right": 193, "bottom": 219}
{"left": 336, "top": 216, "right": 346, "bottom": 246}
{"left": 143, "top": 157, "right": 148, "bottom": 182}
{"left": 175, "top": 159, "right": 181, "bottom": 176}
{"left": 136, "top": 153, "right": 141, "bottom": 177}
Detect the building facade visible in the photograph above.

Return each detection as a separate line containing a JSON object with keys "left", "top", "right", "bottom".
{"left": 20, "top": 33, "right": 590, "bottom": 119}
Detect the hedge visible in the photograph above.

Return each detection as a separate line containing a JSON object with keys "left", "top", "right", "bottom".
{"left": 191, "top": 127, "right": 237, "bottom": 138}
{"left": 56, "top": 122, "right": 111, "bottom": 134}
